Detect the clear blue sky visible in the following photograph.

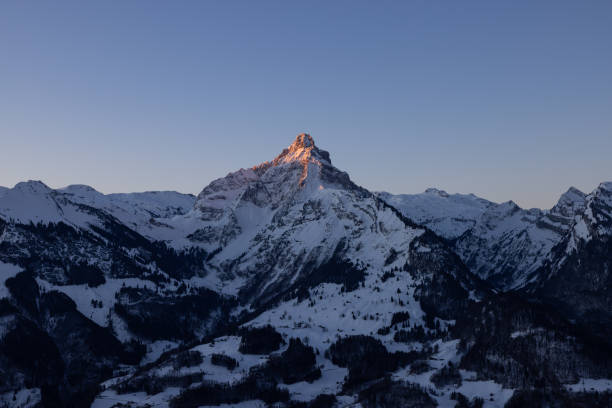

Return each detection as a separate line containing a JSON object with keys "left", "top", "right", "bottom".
{"left": 1, "top": 1, "right": 611, "bottom": 208}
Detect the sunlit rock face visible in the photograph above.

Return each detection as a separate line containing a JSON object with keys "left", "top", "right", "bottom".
{"left": 194, "top": 134, "right": 351, "bottom": 215}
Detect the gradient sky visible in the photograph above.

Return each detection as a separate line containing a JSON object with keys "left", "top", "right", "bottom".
{"left": 1, "top": 1, "right": 611, "bottom": 209}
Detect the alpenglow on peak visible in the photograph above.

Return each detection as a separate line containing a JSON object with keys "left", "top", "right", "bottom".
{"left": 291, "top": 133, "right": 315, "bottom": 149}
{"left": 271, "top": 133, "right": 331, "bottom": 166}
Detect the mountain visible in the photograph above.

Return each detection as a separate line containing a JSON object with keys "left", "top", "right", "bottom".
{"left": 174, "top": 134, "right": 484, "bottom": 311}
{"left": 60, "top": 185, "right": 196, "bottom": 236}
{"left": 379, "top": 187, "right": 587, "bottom": 290}
{"left": 550, "top": 186, "right": 587, "bottom": 218}
{"left": 377, "top": 189, "right": 495, "bottom": 240}
{"left": 530, "top": 182, "right": 612, "bottom": 335}
{"left": 1, "top": 135, "right": 611, "bottom": 408}
{"left": 0, "top": 181, "right": 195, "bottom": 233}
{"left": 0, "top": 182, "right": 219, "bottom": 406}
{"left": 91, "top": 136, "right": 611, "bottom": 407}
{"left": 0, "top": 136, "right": 481, "bottom": 406}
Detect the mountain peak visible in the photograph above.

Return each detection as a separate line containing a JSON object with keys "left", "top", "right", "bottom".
{"left": 270, "top": 133, "right": 331, "bottom": 167}
{"left": 566, "top": 186, "right": 585, "bottom": 195}
{"left": 195, "top": 134, "right": 357, "bottom": 218}
{"left": 61, "top": 184, "right": 102, "bottom": 195}
{"left": 424, "top": 188, "right": 449, "bottom": 198}
{"left": 597, "top": 181, "right": 612, "bottom": 192}
{"left": 551, "top": 186, "right": 586, "bottom": 217}
{"left": 290, "top": 133, "right": 315, "bottom": 149}
{"left": 13, "top": 180, "right": 52, "bottom": 194}
{"left": 283, "top": 133, "right": 316, "bottom": 161}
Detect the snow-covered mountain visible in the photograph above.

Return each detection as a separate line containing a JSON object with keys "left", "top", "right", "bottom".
{"left": 550, "top": 186, "right": 587, "bottom": 218}
{"left": 531, "top": 182, "right": 612, "bottom": 334}
{"left": 1, "top": 135, "right": 611, "bottom": 408}
{"left": 0, "top": 136, "right": 487, "bottom": 407}
{"left": 0, "top": 181, "right": 195, "bottom": 237}
{"left": 377, "top": 189, "right": 495, "bottom": 240}
{"left": 175, "top": 134, "right": 482, "bottom": 309}
{"left": 379, "top": 187, "right": 587, "bottom": 290}
{"left": 0, "top": 181, "right": 215, "bottom": 406}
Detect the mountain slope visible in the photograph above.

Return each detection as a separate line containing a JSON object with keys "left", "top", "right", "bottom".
{"left": 0, "top": 181, "right": 195, "bottom": 237}
{"left": 92, "top": 135, "right": 503, "bottom": 407}
{"left": 377, "top": 189, "right": 495, "bottom": 240}
{"left": 0, "top": 182, "right": 219, "bottom": 406}
{"left": 530, "top": 182, "right": 612, "bottom": 334}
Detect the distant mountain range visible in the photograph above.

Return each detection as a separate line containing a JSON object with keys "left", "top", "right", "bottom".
{"left": 1, "top": 135, "right": 611, "bottom": 408}
{"left": 378, "top": 184, "right": 588, "bottom": 290}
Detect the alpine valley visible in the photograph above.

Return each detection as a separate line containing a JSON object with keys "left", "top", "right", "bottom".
{"left": 1, "top": 134, "right": 611, "bottom": 408}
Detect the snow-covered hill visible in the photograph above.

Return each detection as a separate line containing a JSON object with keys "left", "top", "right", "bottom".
{"left": 0, "top": 180, "right": 74, "bottom": 225}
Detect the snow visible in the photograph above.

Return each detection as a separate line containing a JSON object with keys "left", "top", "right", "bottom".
{"left": 510, "top": 330, "right": 527, "bottom": 339}
{"left": 36, "top": 277, "right": 159, "bottom": 329}
{"left": 9, "top": 136, "right": 595, "bottom": 406}
{"left": 599, "top": 182, "right": 612, "bottom": 192}
{"left": 0, "top": 181, "right": 65, "bottom": 224}
{"left": 187, "top": 336, "right": 270, "bottom": 383}
{"left": 35, "top": 274, "right": 229, "bottom": 344}
{"left": 272, "top": 134, "right": 327, "bottom": 166}
{"left": 464, "top": 202, "right": 564, "bottom": 287}
{"left": 390, "top": 339, "right": 514, "bottom": 407}
{"left": 199, "top": 401, "right": 266, "bottom": 408}
{"left": 380, "top": 188, "right": 574, "bottom": 290}
{"left": 160, "top": 135, "right": 428, "bottom": 304}
{"left": 91, "top": 387, "right": 182, "bottom": 408}
{"left": 250, "top": 278, "right": 426, "bottom": 355}
{"left": 3, "top": 135, "right": 429, "bottom": 327}
{"left": 132, "top": 335, "right": 272, "bottom": 391}
{"left": 282, "top": 358, "right": 346, "bottom": 401}
{"left": 195, "top": 168, "right": 259, "bottom": 211}
{"left": 566, "top": 378, "right": 612, "bottom": 393}
{"left": 378, "top": 189, "right": 494, "bottom": 240}
{"left": 60, "top": 185, "right": 195, "bottom": 220}
{"left": 0, "top": 388, "right": 41, "bottom": 408}
{"left": 0, "top": 180, "right": 195, "bottom": 243}
{"left": 60, "top": 184, "right": 195, "bottom": 240}
{"left": 444, "top": 380, "right": 514, "bottom": 407}
{"left": 562, "top": 182, "right": 612, "bottom": 255}
{"left": 573, "top": 218, "right": 590, "bottom": 241}
{"left": 142, "top": 340, "right": 181, "bottom": 364}
{"left": 551, "top": 187, "right": 586, "bottom": 217}
{"left": 509, "top": 328, "right": 547, "bottom": 339}
{"left": 239, "top": 267, "right": 443, "bottom": 402}
{"left": 0, "top": 180, "right": 116, "bottom": 230}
